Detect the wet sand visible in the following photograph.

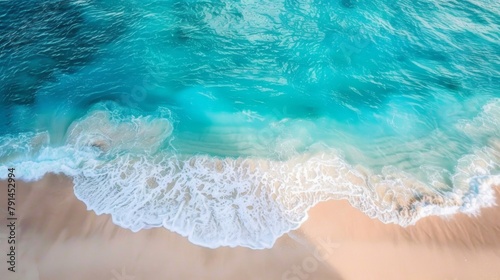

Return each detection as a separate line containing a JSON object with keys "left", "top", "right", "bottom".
{"left": 1, "top": 174, "right": 499, "bottom": 280}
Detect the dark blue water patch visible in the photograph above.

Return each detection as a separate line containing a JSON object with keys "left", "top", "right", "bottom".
{"left": 0, "top": 1, "right": 82, "bottom": 49}
{"left": 0, "top": 0, "right": 126, "bottom": 107}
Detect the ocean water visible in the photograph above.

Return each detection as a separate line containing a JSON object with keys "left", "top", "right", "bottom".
{"left": 1, "top": 0, "right": 499, "bottom": 249}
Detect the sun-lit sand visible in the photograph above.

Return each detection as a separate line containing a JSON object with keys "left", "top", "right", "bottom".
{"left": 1, "top": 174, "right": 499, "bottom": 280}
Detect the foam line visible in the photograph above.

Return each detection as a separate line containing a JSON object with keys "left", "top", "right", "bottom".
{"left": 0, "top": 100, "right": 499, "bottom": 249}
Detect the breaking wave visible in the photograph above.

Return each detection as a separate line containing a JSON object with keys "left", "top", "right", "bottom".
{"left": 1, "top": 99, "right": 498, "bottom": 249}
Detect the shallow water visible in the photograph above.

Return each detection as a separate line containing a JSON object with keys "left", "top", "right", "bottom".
{"left": 1, "top": 0, "right": 499, "bottom": 248}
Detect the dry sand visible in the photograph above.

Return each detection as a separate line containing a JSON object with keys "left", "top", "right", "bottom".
{"left": 1, "top": 174, "right": 500, "bottom": 280}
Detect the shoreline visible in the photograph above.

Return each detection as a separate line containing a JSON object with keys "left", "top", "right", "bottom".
{"left": 1, "top": 173, "right": 500, "bottom": 279}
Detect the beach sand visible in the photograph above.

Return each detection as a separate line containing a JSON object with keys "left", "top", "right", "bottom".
{"left": 1, "top": 174, "right": 499, "bottom": 280}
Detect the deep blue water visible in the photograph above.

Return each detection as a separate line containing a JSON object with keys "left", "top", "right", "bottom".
{"left": 1, "top": 0, "right": 499, "bottom": 248}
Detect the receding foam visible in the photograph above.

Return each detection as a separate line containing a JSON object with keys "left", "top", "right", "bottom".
{"left": 0, "top": 101, "right": 499, "bottom": 249}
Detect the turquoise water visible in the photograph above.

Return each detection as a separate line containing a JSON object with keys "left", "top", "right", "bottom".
{"left": 1, "top": 0, "right": 499, "bottom": 248}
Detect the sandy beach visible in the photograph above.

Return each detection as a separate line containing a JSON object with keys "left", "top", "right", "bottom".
{"left": 1, "top": 174, "right": 500, "bottom": 280}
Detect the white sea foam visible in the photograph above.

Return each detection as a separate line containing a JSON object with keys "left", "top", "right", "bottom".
{"left": 66, "top": 104, "right": 173, "bottom": 155}
{"left": 0, "top": 131, "right": 50, "bottom": 162}
{"left": 0, "top": 101, "right": 499, "bottom": 249}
